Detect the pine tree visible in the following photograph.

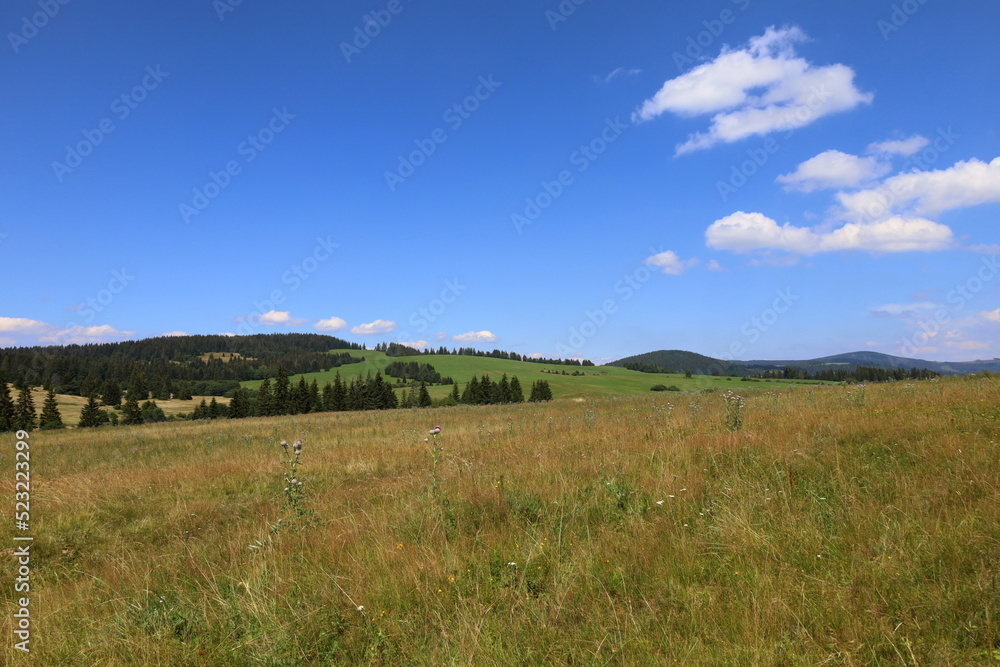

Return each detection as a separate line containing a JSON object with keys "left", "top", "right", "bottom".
{"left": 193, "top": 398, "right": 209, "bottom": 420}
{"left": 0, "top": 373, "right": 14, "bottom": 433}
{"left": 79, "top": 373, "right": 100, "bottom": 400}
{"left": 462, "top": 376, "right": 479, "bottom": 405}
{"left": 14, "top": 385, "right": 37, "bottom": 432}
{"left": 331, "top": 372, "right": 346, "bottom": 411}
{"left": 122, "top": 394, "right": 144, "bottom": 426}
{"left": 498, "top": 374, "right": 512, "bottom": 404}
{"left": 208, "top": 397, "right": 220, "bottom": 419}
{"left": 101, "top": 378, "right": 122, "bottom": 407}
{"left": 417, "top": 381, "right": 432, "bottom": 408}
{"left": 322, "top": 382, "right": 335, "bottom": 411}
{"left": 449, "top": 383, "right": 460, "bottom": 403}
{"left": 78, "top": 395, "right": 104, "bottom": 428}
{"left": 39, "top": 387, "right": 65, "bottom": 430}
{"left": 128, "top": 372, "right": 148, "bottom": 401}
{"left": 256, "top": 377, "right": 274, "bottom": 416}
{"left": 510, "top": 375, "right": 524, "bottom": 403}
{"left": 175, "top": 381, "right": 194, "bottom": 401}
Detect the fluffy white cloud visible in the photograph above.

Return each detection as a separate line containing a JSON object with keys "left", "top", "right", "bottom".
{"left": 867, "top": 135, "right": 930, "bottom": 157}
{"left": 777, "top": 150, "right": 890, "bottom": 192}
{"left": 634, "top": 26, "right": 872, "bottom": 154}
{"left": 0, "top": 317, "right": 50, "bottom": 333}
{"left": 645, "top": 250, "right": 697, "bottom": 275}
{"left": 706, "top": 259, "right": 726, "bottom": 272}
{"left": 258, "top": 310, "right": 308, "bottom": 327}
{"left": 162, "top": 331, "right": 189, "bottom": 337}
{"left": 706, "top": 211, "right": 952, "bottom": 254}
{"left": 315, "top": 316, "right": 348, "bottom": 332}
{"left": 453, "top": 330, "right": 497, "bottom": 343}
{"left": 837, "top": 157, "right": 1000, "bottom": 221}
{"left": 39, "top": 324, "right": 136, "bottom": 345}
{"left": 351, "top": 319, "right": 397, "bottom": 335}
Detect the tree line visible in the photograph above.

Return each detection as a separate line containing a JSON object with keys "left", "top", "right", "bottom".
{"left": 373, "top": 341, "right": 593, "bottom": 366}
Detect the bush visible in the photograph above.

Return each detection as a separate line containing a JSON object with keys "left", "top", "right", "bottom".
{"left": 651, "top": 384, "right": 668, "bottom": 392}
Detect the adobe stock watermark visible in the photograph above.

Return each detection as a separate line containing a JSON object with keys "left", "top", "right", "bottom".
{"left": 51, "top": 66, "right": 169, "bottom": 183}
{"left": 43, "top": 268, "right": 136, "bottom": 347}
{"left": 717, "top": 288, "right": 800, "bottom": 362}
{"left": 8, "top": 0, "right": 71, "bottom": 53}
{"left": 545, "top": 0, "right": 587, "bottom": 31}
{"left": 716, "top": 84, "right": 834, "bottom": 202}
{"left": 878, "top": 0, "right": 932, "bottom": 41}
{"left": 672, "top": 0, "right": 752, "bottom": 72}
{"left": 229, "top": 236, "right": 339, "bottom": 338}
{"left": 12, "top": 429, "right": 33, "bottom": 653}
{"left": 553, "top": 249, "right": 660, "bottom": 357}
{"left": 511, "top": 116, "right": 629, "bottom": 234}
{"left": 384, "top": 75, "right": 502, "bottom": 192}
{"left": 341, "top": 0, "right": 415, "bottom": 63}
{"left": 392, "top": 278, "right": 468, "bottom": 345}
{"left": 214, "top": 0, "right": 249, "bottom": 21}
{"left": 179, "top": 107, "right": 295, "bottom": 224}
{"left": 897, "top": 255, "right": 999, "bottom": 357}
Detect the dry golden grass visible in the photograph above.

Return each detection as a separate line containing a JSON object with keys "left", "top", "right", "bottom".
{"left": 1, "top": 377, "right": 998, "bottom": 665}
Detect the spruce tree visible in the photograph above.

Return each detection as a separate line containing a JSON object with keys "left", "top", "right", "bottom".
{"left": 0, "top": 373, "right": 14, "bottom": 433}
{"left": 101, "top": 378, "right": 122, "bottom": 407}
{"left": 14, "top": 385, "right": 37, "bottom": 432}
{"left": 229, "top": 388, "right": 250, "bottom": 419}
{"left": 417, "top": 381, "right": 432, "bottom": 408}
{"left": 175, "top": 381, "right": 194, "bottom": 401}
{"left": 273, "top": 367, "right": 291, "bottom": 415}
{"left": 208, "top": 397, "right": 220, "bottom": 419}
{"left": 122, "top": 395, "right": 144, "bottom": 426}
{"left": 322, "top": 382, "right": 335, "bottom": 411}
{"left": 449, "top": 383, "right": 460, "bottom": 403}
{"left": 39, "top": 387, "right": 65, "bottom": 430}
{"left": 510, "top": 376, "right": 524, "bottom": 403}
{"left": 78, "top": 395, "right": 103, "bottom": 428}
{"left": 331, "top": 373, "right": 346, "bottom": 411}
{"left": 256, "top": 377, "right": 274, "bottom": 416}
{"left": 498, "top": 374, "right": 512, "bottom": 404}
{"left": 308, "top": 379, "right": 321, "bottom": 413}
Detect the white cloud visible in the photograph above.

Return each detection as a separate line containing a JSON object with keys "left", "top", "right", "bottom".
{"left": 398, "top": 340, "right": 431, "bottom": 350}
{"left": 706, "top": 211, "right": 953, "bottom": 255}
{"left": 162, "top": 331, "right": 189, "bottom": 337}
{"left": 645, "top": 250, "right": 697, "bottom": 275}
{"left": 39, "top": 324, "right": 136, "bottom": 345}
{"left": 315, "top": 316, "right": 348, "bottom": 332}
{"left": 867, "top": 135, "right": 930, "bottom": 157}
{"left": 351, "top": 319, "right": 397, "bottom": 335}
{"left": 258, "top": 310, "right": 308, "bottom": 327}
{"left": 0, "top": 317, "right": 50, "bottom": 333}
{"left": 981, "top": 309, "right": 1000, "bottom": 323}
{"left": 777, "top": 150, "right": 890, "bottom": 192}
{"left": 838, "top": 157, "right": 1000, "bottom": 221}
{"left": 945, "top": 340, "right": 989, "bottom": 350}
{"left": 453, "top": 330, "right": 497, "bottom": 343}
{"left": 599, "top": 67, "right": 641, "bottom": 83}
{"left": 870, "top": 302, "right": 937, "bottom": 318}
{"left": 706, "top": 259, "right": 726, "bottom": 272}
{"left": 633, "top": 26, "right": 873, "bottom": 155}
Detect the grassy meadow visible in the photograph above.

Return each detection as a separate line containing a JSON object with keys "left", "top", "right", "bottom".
{"left": 241, "top": 349, "right": 831, "bottom": 400}
{"left": 2, "top": 376, "right": 999, "bottom": 664}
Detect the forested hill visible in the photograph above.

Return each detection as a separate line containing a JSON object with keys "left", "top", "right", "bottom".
{"left": 607, "top": 350, "right": 749, "bottom": 376}
{"left": 0, "top": 333, "right": 363, "bottom": 396}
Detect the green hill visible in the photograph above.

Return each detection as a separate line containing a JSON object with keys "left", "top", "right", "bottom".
{"left": 607, "top": 350, "right": 749, "bottom": 377}
{"left": 241, "top": 349, "right": 827, "bottom": 400}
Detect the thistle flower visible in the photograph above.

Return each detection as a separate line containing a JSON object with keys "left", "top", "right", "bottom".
{"left": 429, "top": 426, "right": 441, "bottom": 436}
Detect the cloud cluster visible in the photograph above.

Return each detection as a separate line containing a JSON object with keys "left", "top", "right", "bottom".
{"left": 645, "top": 250, "right": 698, "bottom": 275}
{"left": 351, "top": 319, "right": 398, "bottom": 335}
{"left": 634, "top": 26, "right": 872, "bottom": 155}
{"left": 453, "top": 330, "right": 497, "bottom": 343}
{"left": 314, "top": 316, "right": 347, "bottom": 332}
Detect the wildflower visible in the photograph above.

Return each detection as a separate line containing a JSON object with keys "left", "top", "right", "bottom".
{"left": 429, "top": 426, "right": 441, "bottom": 436}
{"left": 357, "top": 605, "right": 365, "bottom": 612}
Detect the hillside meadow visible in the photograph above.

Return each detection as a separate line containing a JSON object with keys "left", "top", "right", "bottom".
{"left": 2, "top": 376, "right": 998, "bottom": 664}
{"left": 242, "top": 349, "right": 830, "bottom": 400}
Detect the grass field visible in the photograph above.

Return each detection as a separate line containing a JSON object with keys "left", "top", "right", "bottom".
{"left": 2, "top": 376, "right": 998, "bottom": 664}
{"left": 241, "top": 350, "right": 831, "bottom": 400}
{"left": 7, "top": 385, "right": 230, "bottom": 427}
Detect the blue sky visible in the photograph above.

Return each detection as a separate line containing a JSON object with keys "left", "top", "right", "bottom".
{"left": 2, "top": 0, "right": 1000, "bottom": 363}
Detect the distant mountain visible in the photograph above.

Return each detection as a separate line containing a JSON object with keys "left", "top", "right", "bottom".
{"left": 608, "top": 349, "right": 1000, "bottom": 376}
{"left": 606, "top": 350, "right": 749, "bottom": 376}
{"left": 742, "top": 351, "right": 1000, "bottom": 375}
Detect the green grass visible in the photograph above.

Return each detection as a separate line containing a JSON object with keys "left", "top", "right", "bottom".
{"left": 241, "top": 349, "right": 832, "bottom": 400}
{"left": 4, "top": 376, "right": 998, "bottom": 664}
